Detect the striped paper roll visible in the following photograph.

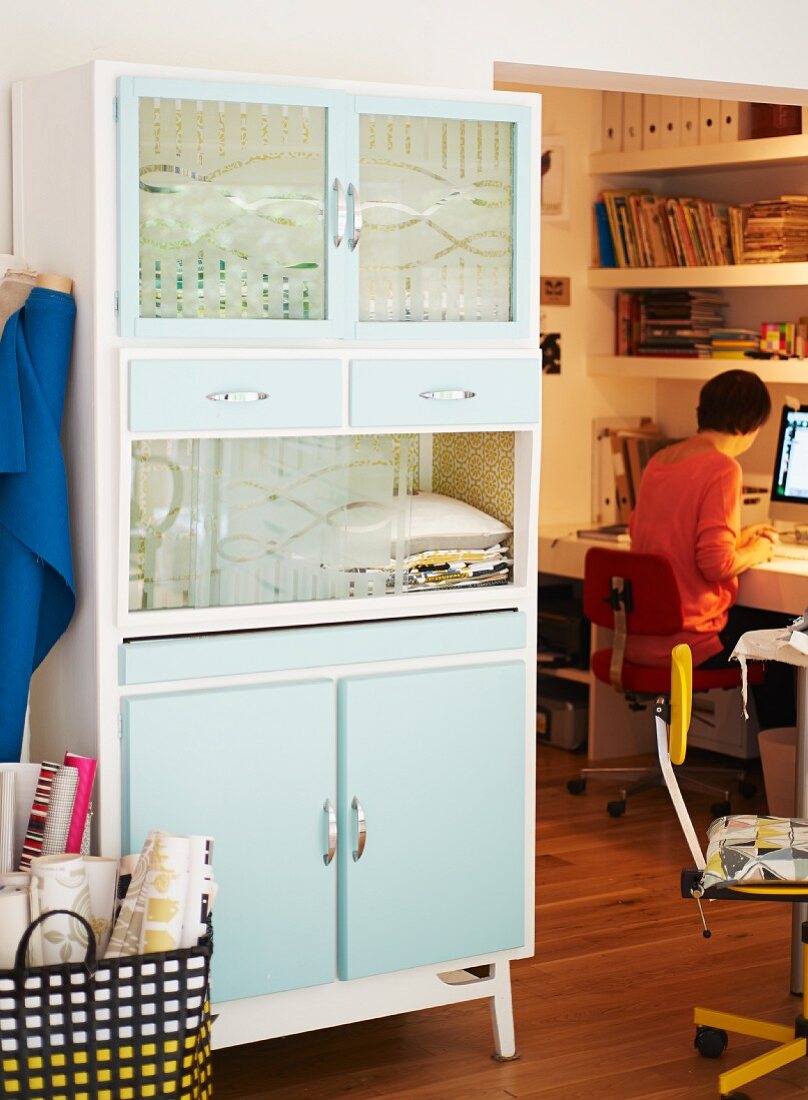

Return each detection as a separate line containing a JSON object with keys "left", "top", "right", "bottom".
{"left": 41, "top": 765, "right": 78, "bottom": 855}
{"left": 0, "top": 886, "right": 30, "bottom": 968}
{"left": 140, "top": 834, "right": 190, "bottom": 954}
{"left": 63, "top": 754, "right": 96, "bottom": 854}
{"left": 30, "top": 853, "right": 91, "bottom": 964}
{"left": 0, "top": 772, "right": 14, "bottom": 874}
{"left": 19, "top": 761, "right": 59, "bottom": 869}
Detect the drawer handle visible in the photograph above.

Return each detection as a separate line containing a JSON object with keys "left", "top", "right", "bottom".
{"left": 418, "top": 389, "right": 477, "bottom": 401}
{"left": 205, "top": 391, "right": 269, "bottom": 403}
{"left": 323, "top": 799, "right": 337, "bottom": 866}
{"left": 351, "top": 796, "right": 367, "bottom": 862}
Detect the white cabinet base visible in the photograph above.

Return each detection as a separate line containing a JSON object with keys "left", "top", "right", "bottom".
{"left": 212, "top": 954, "right": 520, "bottom": 1059}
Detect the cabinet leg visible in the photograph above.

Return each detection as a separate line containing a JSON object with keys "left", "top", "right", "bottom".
{"left": 489, "top": 962, "right": 519, "bottom": 1062}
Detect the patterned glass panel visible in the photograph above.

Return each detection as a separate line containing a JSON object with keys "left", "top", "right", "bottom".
{"left": 138, "top": 98, "right": 327, "bottom": 321}
{"left": 358, "top": 115, "right": 514, "bottom": 322}
{"left": 129, "top": 435, "right": 415, "bottom": 611}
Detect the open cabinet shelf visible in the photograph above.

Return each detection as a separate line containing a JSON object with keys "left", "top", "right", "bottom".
{"left": 588, "top": 262, "right": 808, "bottom": 289}
{"left": 590, "top": 132, "right": 808, "bottom": 177}
{"left": 587, "top": 356, "right": 808, "bottom": 384}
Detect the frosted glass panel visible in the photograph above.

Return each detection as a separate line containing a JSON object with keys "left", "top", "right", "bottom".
{"left": 358, "top": 115, "right": 514, "bottom": 322}
{"left": 129, "top": 435, "right": 415, "bottom": 611}
{"left": 138, "top": 98, "right": 327, "bottom": 321}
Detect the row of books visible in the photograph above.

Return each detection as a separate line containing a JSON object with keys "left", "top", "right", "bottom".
{"left": 595, "top": 190, "right": 808, "bottom": 268}
{"left": 615, "top": 290, "right": 727, "bottom": 357}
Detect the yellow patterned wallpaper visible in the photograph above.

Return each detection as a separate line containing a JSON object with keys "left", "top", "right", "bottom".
{"left": 432, "top": 432, "right": 514, "bottom": 528}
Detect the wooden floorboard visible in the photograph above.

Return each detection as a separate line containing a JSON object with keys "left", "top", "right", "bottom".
{"left": 214, "top": 744, "right": 808, "bottom": 1098}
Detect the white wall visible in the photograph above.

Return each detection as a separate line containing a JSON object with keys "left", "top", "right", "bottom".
{"left": 6, "top": 0, "right": 808, "bottom": 253}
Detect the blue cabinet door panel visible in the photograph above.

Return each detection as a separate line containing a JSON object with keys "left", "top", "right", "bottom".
{"left": 338, "top": 662, "right": 525, "bottom": 980}
{"left": 122, "top": 680, "right": 336, "bottom": 1002}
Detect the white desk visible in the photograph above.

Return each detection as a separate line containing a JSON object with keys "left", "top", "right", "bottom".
{"left": 539, "top": 524, "right": 808, "bottom": 760}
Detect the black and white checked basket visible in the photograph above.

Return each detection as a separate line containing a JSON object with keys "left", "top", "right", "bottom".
{"left": 0, "top": 910, "right": 212, "bottom": 1099}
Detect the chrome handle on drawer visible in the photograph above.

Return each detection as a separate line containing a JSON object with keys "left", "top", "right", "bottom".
{"left": 351, "top": 796, "right": 367, "bottom": 862}
{"left": 418, "top": 389, "right": 477, "bottom": 401}
{"left": 323, "top": 799, "right": 337, "bottom": 866}
{"left": 332, "top": 177, "right": 347, "bottom": 248}
{"left": 347, "top": 183, "right": 363, "bottom": 251}
{"left": 205, "top": 391, "right": 269, "bottom": 403}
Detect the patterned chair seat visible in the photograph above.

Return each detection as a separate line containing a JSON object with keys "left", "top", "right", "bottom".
{"left": 703, "top": 815, "right": 808, "bottom": 891}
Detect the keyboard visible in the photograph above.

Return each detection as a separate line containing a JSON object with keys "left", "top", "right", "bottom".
{"left": 772, "top": 542, "right": 808, "bottom": 561}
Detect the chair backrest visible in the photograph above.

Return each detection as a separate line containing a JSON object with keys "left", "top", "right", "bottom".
{"left": 656, "top": 644, "right": 705, "bottom": 869}
{"left": 584, "top": 547, "right": 684, "bottom": 635}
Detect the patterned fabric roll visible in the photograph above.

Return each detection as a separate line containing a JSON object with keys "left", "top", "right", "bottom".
{"left": 0, "top": 772, "right": 14, "bottom": 874}
{"left": 18, "top": 761, "right": 59, "bottom": 870}
{"left": 63, "top": 753, "right": 96, "bottom": 854}
{"left": 41, "top": 765, "right": 78, "bottom": 856}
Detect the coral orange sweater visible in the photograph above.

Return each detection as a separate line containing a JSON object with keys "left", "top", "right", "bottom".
{"left": 627, "top": 449, "right": 742, "bottom": 667}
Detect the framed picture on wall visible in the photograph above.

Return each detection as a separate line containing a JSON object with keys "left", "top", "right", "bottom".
{"left": 541, "top": 137, "right": 568, "bottom": 221}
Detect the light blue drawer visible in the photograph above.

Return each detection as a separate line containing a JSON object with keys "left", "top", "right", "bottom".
{"left": 349, "top": 359, "right": 540, "bottom": 427}
{"left": 128, "top": 359, "right": 342, "bottom": 432}
{"left": 119, "top": 610, "right": 526, "bottom": 685}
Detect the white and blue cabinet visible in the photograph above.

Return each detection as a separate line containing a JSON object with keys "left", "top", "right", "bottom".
{"left": 121, "top": 659, "right": 526, "bottom": 1005}
{"left": 117, "top": 76, "right": 534, "bottom": 340}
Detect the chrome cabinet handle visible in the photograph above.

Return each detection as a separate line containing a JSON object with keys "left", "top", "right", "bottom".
{"left": 323, "top": 799, "right": 337, "bottom": 866}
{"left": 351, "top": 796, "right": 367, "bottom": 862}
{"left": 332, "top": 177, "right": 347, "bottom": 248}
{"left": 418, "top": 389, "right": 477, "bottom": 401}
{"left": 348, "top": 183, "right": 363, "bottom": 251}
{"left": 205, "top": 391, "right": 268, "bottom": 403}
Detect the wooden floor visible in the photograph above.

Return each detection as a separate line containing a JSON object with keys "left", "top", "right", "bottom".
{"left": 214, "top": 745, "right": 808, "bottom": 1099}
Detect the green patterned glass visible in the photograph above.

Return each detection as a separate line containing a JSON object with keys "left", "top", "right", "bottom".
{"left": 358, "top": 114, "right": 514, "bottom": 322}
{"left": 129, "top": 435, "right": 416, "bottom": 611}
{"left": 138, "top": 98, "right": 327, "bottom": 321}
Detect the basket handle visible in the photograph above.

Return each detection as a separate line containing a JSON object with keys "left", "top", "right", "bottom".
{"left": 14, "top": 910, "right": 98, "bottom": 982}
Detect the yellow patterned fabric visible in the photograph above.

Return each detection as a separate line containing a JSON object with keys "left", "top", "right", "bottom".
{"left": 432, "top": 432, "right": 515, "bottom": 527}
{"left": 704, "top": 815, "right": 808, "bottom": 890}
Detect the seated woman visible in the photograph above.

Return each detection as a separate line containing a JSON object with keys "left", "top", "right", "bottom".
{"left": 628, "top": 369, "right": 793, "bottom": 726}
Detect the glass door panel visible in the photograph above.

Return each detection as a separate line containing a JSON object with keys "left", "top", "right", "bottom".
{"left": 352, "top": 99, "right": 530, "bottom": 335}
{"left": 118, "top": 79, "right": 347, "bottom": 337}
{"left": 127, "top": 431, "right": 517, "bottom": 613}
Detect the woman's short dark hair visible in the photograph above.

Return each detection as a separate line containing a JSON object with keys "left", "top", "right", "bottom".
{"left": 697, "top": 369, "right": 771, "bottom": 435}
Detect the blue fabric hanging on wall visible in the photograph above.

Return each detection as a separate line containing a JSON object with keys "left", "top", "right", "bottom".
{"left": 0, "top": 287, "right": 76, "bottom": 761}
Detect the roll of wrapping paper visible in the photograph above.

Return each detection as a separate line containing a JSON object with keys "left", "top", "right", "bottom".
{"left": 41, "top": 764, "right": 78, "bottom": 855}
{"left": 105, "top": 829, "right": 157, "bottom": 958}
{"left": 180, "top": 835, "right": 213, "bottom": 949}
{"left": 0, "top": 871, "right": 30, "bottom": 888}
{"left": 0, "top": 771, "right": 14, "bottom": 873}
{"left": 29, "top": 853, "right": 91, "bottom": 964}
{"left": 0, "top": 886, "right": 30, "bottom": 968}
{"left": 82, "top": 855, "right": 119, "bottom": 956}
{"left": 63, "top": 753, "right": 96, "bottom": 854}
{"left": 19, "top": 761, "right": 59, "bottom": 869}
{"left": 0, "top": 763, "right": 40, "bottom": 869}
{"left": 140, "top": 834, "right": 190, "bottom": 954}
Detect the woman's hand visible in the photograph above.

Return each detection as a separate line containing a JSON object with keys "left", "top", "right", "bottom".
{"left": 743, "top": 535, "right": 776, "bottom": 566}
{"left": 738, "top": 523, "right": 778, "bottom": 549}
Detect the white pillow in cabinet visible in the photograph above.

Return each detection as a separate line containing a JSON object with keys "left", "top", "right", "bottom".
{"left": 405, "top": 492, "right": 512, "bottom": 554}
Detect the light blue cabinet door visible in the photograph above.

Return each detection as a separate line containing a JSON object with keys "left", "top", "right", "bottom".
{"left": 346, "top": 96, "right": 534, "bottom": 341}
{"left": 122, "top": 680, "right": 336, "bottom": 1002}
{"left": 118, "top": 77, "right": 349, "bottom": 339}
{"left": 338, "top": 662, "right": 525, "bottom": 980}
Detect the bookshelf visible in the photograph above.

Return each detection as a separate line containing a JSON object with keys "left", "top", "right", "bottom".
{"left": 590, "top": 132, "right": 808, "bottom": 178}
{"left": 588, "top": 262, "right": 808, "bottom": 290}
{"left": 588, "top": 355, "right": 808, "bottom": 384}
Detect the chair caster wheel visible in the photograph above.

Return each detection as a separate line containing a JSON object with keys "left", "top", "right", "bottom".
{"left": 607, "top": 800, "right": 626, "bottom": 818}
{"left": 695, "top": 1025, "right": 728, "bottom": 1058}
{"left": 567, "top": 779, "right": 586, "bottom": 795}
{"left": 710, "top": 801, "right": 732, "bottom": 818}
{"left": 739, "top": 781, "right": 757, "bottom": 799}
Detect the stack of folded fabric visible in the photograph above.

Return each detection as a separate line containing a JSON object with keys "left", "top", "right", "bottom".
{"left": 379, "top": 492, "right": 513, "bottom": 592}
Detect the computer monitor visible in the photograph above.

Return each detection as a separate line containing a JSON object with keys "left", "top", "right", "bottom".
{"left": 770, "top": 404, "right": 808, "bottom": 524}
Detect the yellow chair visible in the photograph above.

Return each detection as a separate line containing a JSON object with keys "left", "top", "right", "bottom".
{"left": 658, "top": 643, "right": 808, "bottom": 1100}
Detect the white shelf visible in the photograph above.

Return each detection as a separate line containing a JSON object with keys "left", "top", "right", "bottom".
{"left": 588, "top": 263, "right": 808, "bottom": 289}
{"left": 537, "top": 663, "right": 592, "bottom": 685}
{"left": 588, "top": 356, "right": 808, "bottom": 384}
{"left": 590, "top": 133, "right": 808, "bottom": 177}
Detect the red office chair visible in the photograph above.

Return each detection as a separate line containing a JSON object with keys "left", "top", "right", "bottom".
{"left": 566, "top": 547, "right": 763, "bottom": 817}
